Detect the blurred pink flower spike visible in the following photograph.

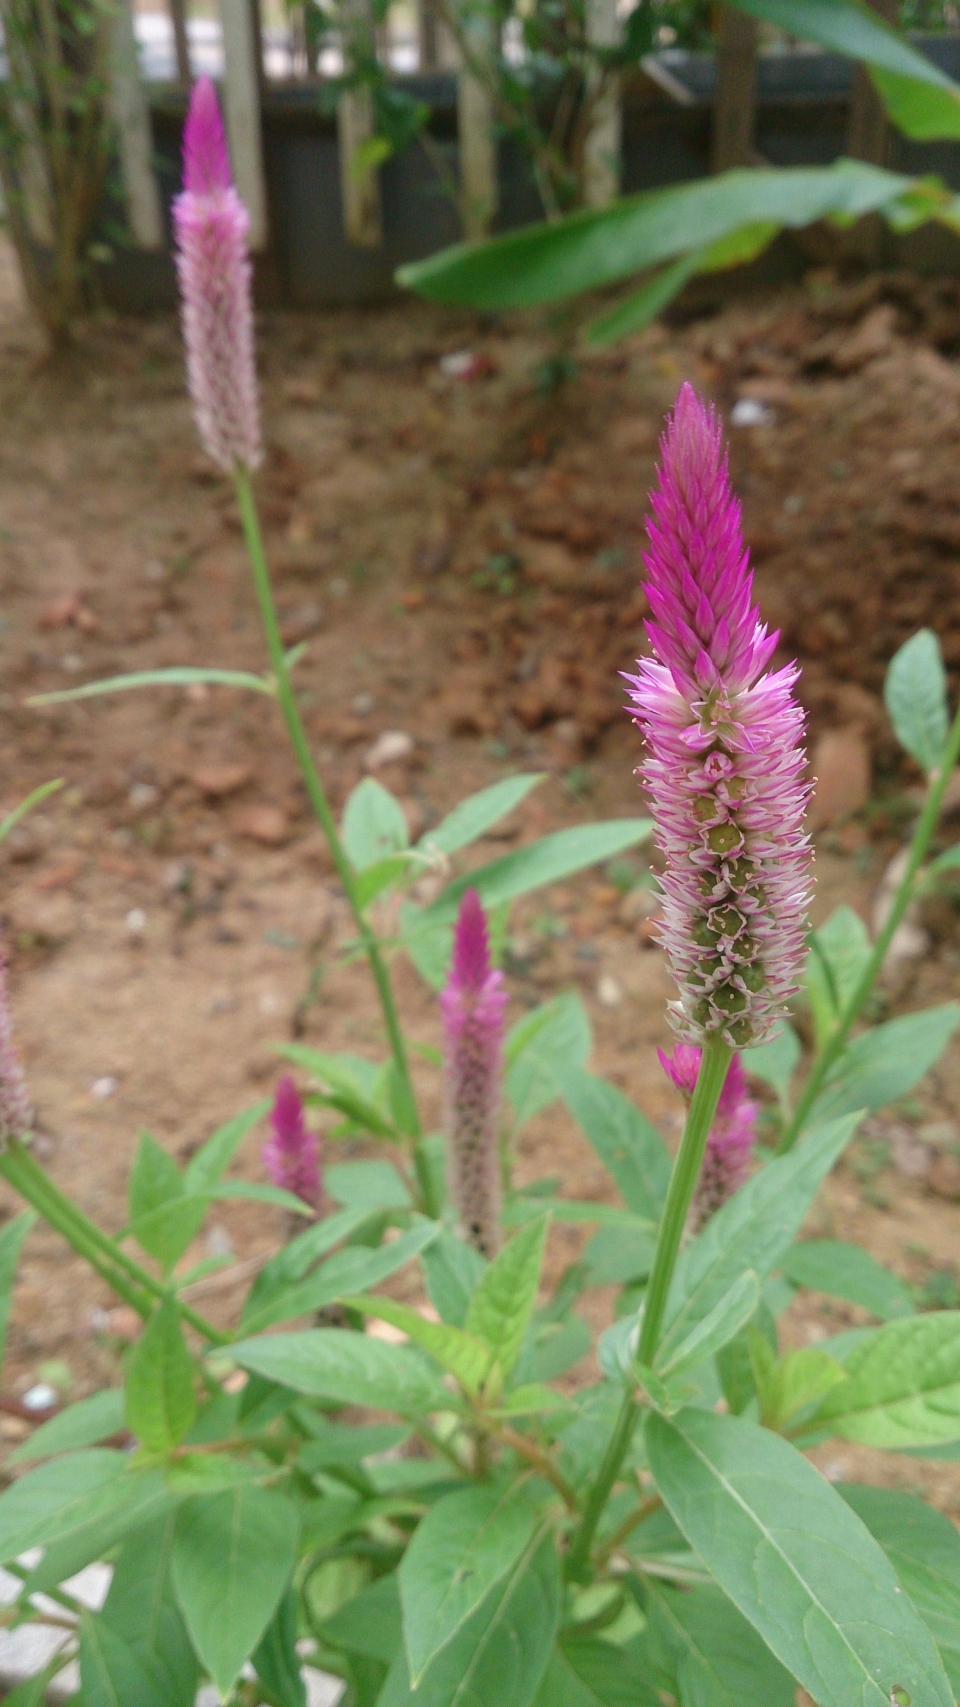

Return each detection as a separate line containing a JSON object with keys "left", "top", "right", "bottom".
{"left": 659, "top": 1044, "right": 758, "bottom": 1226}
{"left": 0, "top": 945, "right": 31, "bottom": 1145}
{"left": 440, "top": 888, "right": 508, "bottom": 1258}
{"left": 172, "top": 75, "right": 262, "bottom": 473}
{"left": 262, "top": 1074, "right": 322, "bottom": 1211}
{"left": 626, "top": 383, "right": 812, "bottom": 1048}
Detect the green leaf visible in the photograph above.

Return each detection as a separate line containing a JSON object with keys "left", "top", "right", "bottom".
{"left": 419, "top": 775, "right": 545, "bottom": 857}
{"left": 506, "top": 994, "right": 592, "bottom": 1127}
{"left": 240, "top": 1204, "right": 382, "bottom": 1325}
{"left": 751, "top": 1339, "right": 848, "bottom": 1432}
{"left": 340, "top": 1295, "right": 491, "bottom": 1393}
{"left": 780, "top": 1239, "right": 913, "bottom": 1321}
{"left": 929, "top": 842, "right": 960, "bottom": 877}
{"left": 0, "top": 1449, "right": 128, "bottom": 1564}
{"left": 805, "top": 906, "right": 872, "bottom": 1050}
{"left": 646, "top": 1406, "right": 954, "bottom": 1707}
{"left": 585, "top": 252, "right": 703, "bottom": 347}
{"left": 128, "top": 1133, "right": 194, "bottom": 1272}
{"left": 423, "top": 1228, "right": 486, "bottom": 1327}
{"left": 814, "top": 1005, "right": 960, "bottom": 1121}
{"left": 277, "top": 1044, "right": 397, "bottom": 1136}
{"left": 400, "top": 1484, "right": 542, "bottom": 1681}
{"left": 80, "top": 1613, "right": 171, "bottom": 1707}
{"left": 657, "top": 1113, "right": 859, "bottom": 1367}
{"left": 172, "top": 1484, "right": 299, "bottom": 1696}
{"left": 533, "top": 1636, "right": 661, "bottom": 1706}
{"left": 839, "top": 1484, "right": 960, "bottom": 1677}
{"left": 733, "top": 0, "right": 960, "bottom": 94}
{"left": 230, "top": 1327, "right": 450, "bottom": 1415}
{"left": 582, "top": 1222, "right": 656, "bottom": 1285}
{"left": 884, "top": 629, "right": 950, "bottom": 774}
{"left": 354, "top": 854, "right": 415, "bottom": 909}
{"left": 240, "top": 1220, "right": 437, "bottom": 1334}
{"left": 559, "top": 1067, "right": 671, "bottom": 1218}
{"left": 183, "top": 1101, "right": 270, "bottom": 1194}
{"left": 872, "top": 67, "right": 960, "bottom": 140}
{"left": 101, "top": 1510, "right": 200, "bottom": 1707}
{"left": 378, "top": 1530, "right": 560, "bottom": 1707}
{"left": 811, "top": 1312, "right": 960, "bottom": 1448}
{"left": 741, "top": 1025, "right": 801, "bottom": 1113}
{"left": 342, "top": 778, "right": 409, "bottom": 871}
{"left": 646, "top": 1581, "right": 796, "bottom": 1707}
{"left": 124, "top": 1299, "right": 196, "bottom": 1452}
{"left": 212, "top": 1179, "right": 314, "bottom": 1213}
{"left": 325, "top": 1158, "right": 412, "bottom": 1209}
{"left": 253, "top": 1588, "right": 307, "bottom": 1707}
{"left": 656, "top": 1271, "right": 760, "bottom": 1381}
{"left": 398, "top": 161, "right": 914, "bottom": 312}
{"left": 10, "top": 1388, "right": 126, "bottom": 1463}
{"left": 0, "top": 779, "right": 63, "bottom": 847}
{"left": 0, "top": 1211, "right": 34, "bottom": 1371}
{"left": 466, "top": 1217, "right": 549, "bottom": 1381}
{"left": 29, "top": 665, "right": 273, "bottom": 706}
{"left": 320, "top": 1572, "right": 403, "bottom": 1664}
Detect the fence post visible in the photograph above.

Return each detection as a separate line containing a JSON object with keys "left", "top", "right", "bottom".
{"left": 219, "top": 0, "right": 269, "bottom": 248}
{"left": 456, "top": 16, "right": 497, "bottom": 238}
{"left": 336, "top": 0, "right": 383, "bottom": 246}
{"left": 711, "top": 3, "right": 758, "bottom": 172}
{"left": 417, "top": 0, "right": 439, "bottom": 71}
{"left": 169, "top": 0, "right": 192, "bottom": 83}
{"left": 582, "top": 0, "right": 620, "bottom": 208}
{"left": 847, "top": 0, "right": 896, "bottom": 164}
{"left": 109, "top": 0, "right": 164, "bottom": 248}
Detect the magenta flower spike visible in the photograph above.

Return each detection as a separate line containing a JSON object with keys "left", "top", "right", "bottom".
{"left": 659, "top": 1044, "right": 757, "bottom": 1226}
{"left": 626, "top": 383, "right": 812, "bottom": 1047}
{"left": 0, "top": 946, "right": 31, "bottom": 1145}
{"left": 440, "top": 889, "right": 508, "bottom": 1258}
{"left": 172, "top": 76, "right": 262, "bottom": 473}
{"left": 262, "top": 1075, "right": 322, "bottom": 1211}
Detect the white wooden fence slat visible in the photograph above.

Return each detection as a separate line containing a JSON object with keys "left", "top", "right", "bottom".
{"left": 219, "top": 0, "right": 269, "bottom": 248}
{"left": 109, "top": 0, "right": 164, "bottom": 249}
{"left": 337, "top": 0, "right": 383, "bottom": 247}
{"left": 583, "top": 0, "right": 620, "bottom": 208}
{"left": 456, "top": 16, "right": 496, "bottom": 239}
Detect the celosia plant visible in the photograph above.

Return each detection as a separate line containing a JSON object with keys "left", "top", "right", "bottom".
{"left": 1, "top": 77, "right": 960, "bottom": 1707}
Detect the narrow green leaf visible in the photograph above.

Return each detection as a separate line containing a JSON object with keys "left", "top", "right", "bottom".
{"left": 656, "top": 1271, "right": 760, "bottom": 1381}
{"left": 418, "top": 774, "right": 545, "bottom": 858}
{"left": 125, "top": 1299, "right": 196, "bottom": 1452}
{"left": 0, "top": 779, "right": 64, "bottom": 847}
{"left": 354, "top": 854, "right": 415, "bottom": 909}
{"left": 80, "top": 1613, "right": 170, "bottom": 1707}
{"left": 320, "top": 1572, "right": 403, "bottom": 1664}
{"left": 506, "top": 993, "right": 592, "bottom": 1127}
{"left": 741, "top": 1024, "right": 801, "bottom": 1112}
{"left": 10, "top": 1388, "right": 125, "bottom": 1463}
{"left": 0, "top": 1450, "right": 127, "bottom": 1564}
{"left": 183, "top": 1101, "right": 270, "bottom": 1193}
{"left": 29, "top": 665, "right": 273, "bottom": 706}
{"left": 884, "top": 629, "right": 950, "bottom": 774}
{"left": 839, "top": 1484, "right": 960, "bottom": 1676}
{"left": 342, "top": 778, "right": 409, "bottom": 871}
{"left": 241, "top": 1204, "right": 382, "bottom": 1325}
{"left": 646, "top": 1581, "right": 796, "bottom": 1707}
{"left": 422, "top": 1227, "right": 487, "bottom": 1327}
{"left": 734, "top": 0, "right": 960, "bottom": 92}
{"left": 646, "top": 1406, "right": 954, "bottom": 1707}
{"left": 325, "top": 1158, "right": 411, "bottom": 1209}
{"left": 253, "top": 1589, "right": 307, "bottom": 1707}
{"left": 780, "top": 1239, "right": 913, "bottom": 1321}
{"left": 560, "top": 1066, "right": 671, "bottom": 1218}
{"left": 0, "top": 1211, "right": 34, "bottom": 1371}
{"left": 341, "top": 1295, "right": 491, "bottom": 1393}
{"left": 585, "top": 251, "right": 702, "bottom": 347}
{"left": 812, "top": 1312, "right": 960, "bottom": 1448}
{"left": 172, "top": 1484, "right": 299, "bottom": 1695}
{"left": 101, "top": 1509, "right": 200, "bottom": 1707}
{"left": 532, "top": 1635, "right": 662, "bottom": 1706}
{"left": 805, "top": 906, "right": 872, "bottom": 1049}
{"left": 241, "top": 1220, "right": 437, "bottom": 1335}
{"left": 872, "top": 66, "right": 960, "bottom": 140}
{"left": 230, "top": 1327, "right": 450, "bottom": 1415}
{"left": 128, "top": 1133, "right": 194, "bottom": 1272}
{"left": 466, "top": 1216, "right": 549, "bottom": 1380}
{"left": 813, "top": 1005, "right": 960, "bottom": 1121}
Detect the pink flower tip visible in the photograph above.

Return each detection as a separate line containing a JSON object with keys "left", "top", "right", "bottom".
{"left": 450, "top": 889, "right": 492, "bottom": 993}
{"left": 659, "top": 1044, "right": 758, "bottom": 1224}
{"left": 262, "top": 1074, "right": 321, "bottom": 1211}
{"left": 182, "top": 77, "right": 233, "bottom": 198}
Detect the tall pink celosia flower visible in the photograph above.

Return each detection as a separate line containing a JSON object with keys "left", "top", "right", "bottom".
{"left": 440, "top": 889, "right": 508, "bottom": 1258}
{"left": 262, "top": 1075, "right": 322, "bottom": 1211}
{"left": 172, "top": 76, "right": 261, "bottom": 472}
{"left": 626, "top": 384, "right": 811, "bottom": 1047}
{"left": 0, "top": 946, "right": 31, "bottom": 1145}
{"left": 659, "top": 1044, "right": 757, "bottom": 1227}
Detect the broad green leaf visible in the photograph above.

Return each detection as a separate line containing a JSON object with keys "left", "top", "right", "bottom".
{"left": 399, "top": 161, "right": 914, "bottom": 311}
{"left": 172, "top": 1484, "right": 299, "bottom": 1695}
{"left": 240, "top": 1220, "right": 437, "bottom": 1334}
{"left": 814, "top": 1005, "right": 960, "bottom": 1121}
{"left": 23, "top": 1466, "right": 172, "bottom": 1596}
{"left": 657, "top": 1113, "right": 859, "bottom": 1366}
{"left": 805, "top": 906, "right": 872, "bottom": 1050}
{"left": 812, "top": 1312, "right": 960, "bottom": 1448}
{"left": 872, "top": 66, "right": 960, "bottom": 140}
{"left": 342, "top": 778, "right": 409, "bottom": 871}
{"left": 241, "top": 1203, "right": 381, "bottom": 1325}
{"left": 297, "top": 1420, "right": 408, "bottom": 1473}
{"left": 320, "top": 1572, "right": 403, "bottom": 1663}
{"left": 559, "top": 1067, "right": 671, "bottom": 1218}
{"left": 400, "top": 1483, "right": 542, "bottom": 1681}
{"left": 253, "top": 1589, "right": 307, "bottom": 1707}
{"left": 524, "top": 1313, "right": 592, "bottom": 1383}
{"left": 124, "top": 1299, "right": 196, "bottom": 1452}
{"left": 884, "top": 629, "right": 950, "bottom": 774}
{"left": 80, "top": 1613, "right": 170, "bottom": 1707}
{"left": 0, "top": 1450, "right": 127, "bottom": 1564}
{"left": 354, "top": 854, "right": 415, "bottom": 909}
{"left": 646, "top": 1581, "right": 796, "bottom": 1707}
{"left": 0, "top": 1212, "right": 32, "bottom": 1375}
{"left": 506, "top": 993, "right": 592, "bottom": 1127}
{"left": 839, "top": 1484, "right": 960, "bottom": 1677}
{"left": 378, "top": 1530, "right": 560, "bottom": 1707}
{"left": 532, "top": 1636, "right": 661, "bottom": 1705}
{"left": 741, "top": 1024, "right": 801, "bottom": 1113}
{"left": 28, "top": 665, "right": 273, "bottom": 706}
{"left": 10, "top": 1388, "right": 125, "bottom": 1463}
{"left": 646, "top": 1407, "right": 954, "bottom": 1707}
{"left": 325, "top": 1158, "right": 412, "bottom": 1210}
{"left": 582, "top": 1222, "right": 656, "bottom": 1285}
{"left": 341, "top": 1295, "right": 491, "bottom": 1393}
{"left": 780, "top": 1239, "right": 913, "bottom": 1321}
{"left": 101, "top": 1509, "right": 200, "bottom": 1707}
{"left": 657, "top": 1271, "right": 760, "bottom": 1381}
{"left": 183, "top": 1100, "right": 270, "bottom": 1194}
{"left": 733, "top": 0, "right": 960, "bottom": 97}
{"left": 752, "top": 1339, "right": 847, "bottom": 1432}
{"left": 128, "top": 1132, "right": 192, "bottom": 1272}
{"left": 279, "top": 1045, "right": 397, "bottom": 1136}
{"left": 466, "top": 1217, "right": 549, "bottom": 1381}
{"left": 419, "top": 775, "right": 545, "bottom": 857}
{"left": 230, "top": 1327, "right": 450, "bottom": 1415}
{"left": 585, "top": 252, "right": 703, "bottom": 347}
{"left": 423, "top": 1228, "right": 486, "bottom": 1327}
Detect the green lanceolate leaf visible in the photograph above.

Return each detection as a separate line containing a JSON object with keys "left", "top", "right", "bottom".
{"left": 253, "top": 1588, "right": 307, "bottom": 1707}
{"left": 780, "top": 1239, "right": 913, "bottom": 1322}
{"left": 230, "top": 1327, "right": 450, "bottom": 1415}
{"left": 340, "top": 1295, "right": 491, "bottom": 1394}
{"left": 741, "top": 1024, "right": 801, "bottom": 1114}
{"left": 734, "top": 0, "right": 960, "bottom": 98}
{"left": 128, "top": 1132, "right": 200, "bottom": 1273}
{"left": 240, "top": 1203, "right": 382, "bottom": 1326}
{"left": 342, "top": 778, "right": 410, "bottom": 871}
{"left": 379, "top": 1530, "right": 561, "bottom": 1707}
{"left": 422, "top": 1228, "right": 487, "bottom": 1327}
{"left": 646, "top": 1406, "right": 954, "bottom": 1707}
{"left": 183, "top": 1101, "right": 270, "bottom": 1194}
{"left": 80, "top": 1613, "right": 171, "bottom": 1707}
{"left": 0, "top": 1450, "right": 128, "bottom": 1564}
{"left": 325, "top": 1158, "right": 412, "bottom": 1209}
{"left": 466, "top": 1216, "right": 549, "bottom": 1382}
{"left": 839, "top": 1484, "right": 960, "bottom": 1682}
{"left": 532, "top": 1636, "right": 662, "bottom": 1706}
{"left": 0, "top": 1211, "right": 33, "bottom": 1374}
{"left": 240, "top": 1219, "right": 436, "bottom": 1334}
{"left": 124, "top": 1298, "right": 196, "bottom": 1452}
{"left": 10, "top": 1387, "right": 126, "bottom": 1463}
{"left": 657, "top": 1113, "right": 859, "bottom": 1367}
{"left": 101, "top": 1509, "right": 200, "bottom": 1707}
{"left": 28, "top": 665, "right": 275, "bottom": 707}
{"left": 750, "top": 1340, "right": 847, "bottom": 1433}
{"left": 805, "top": 906, "right": 872, "bottom": 1049}
{"left": 656, "top": 1271, "right": 760, "bottom": 1382}
{"left": 506, "top": 993, "right": 592, "bottom": 1127}
{"left": 418, "top": 775, "right": 545, "bottom": 857}
{"left": 645, "top": 1581, "right": 796, "bottom": 1707}
{"left": 400, "top": 1483, "right": 543, "bottom": 1681}
{"left": 0, "top": 779, "right": 63, "bottom": 847}
{"left": 320, "top": 1572, "right": 404, "bottom": 1665}
{"left": 884, "top": 629, "right": 950, "bottom": 774}
{"left": 811, "top": 1312, "right": 960, "bottom": 1449}
{"left": 559, "top": 1066, "right": 671, "bottom": 1218}
{"left": 813, "top": 1005, "right": 960, "bottom": 1122}
{"left": 172, "top": 1483, "right": 299, "bottom": 1696}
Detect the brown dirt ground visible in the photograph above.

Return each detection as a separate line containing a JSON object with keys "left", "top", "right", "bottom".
{"left": 1, "top": 238, "right": 960, "bottom": 1511}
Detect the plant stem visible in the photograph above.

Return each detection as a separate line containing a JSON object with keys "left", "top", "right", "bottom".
{"left": 778, "top": 693, "right": 960, "bottom": 1154}
{"left": 564, "top": 1037, "right": 732, "bottom": 1580}
{"left": 233, "top": 467, "right": 421, "bottom": 1140}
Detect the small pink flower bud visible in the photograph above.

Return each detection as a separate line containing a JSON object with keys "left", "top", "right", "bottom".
{"left": 0, "top": 946, "right": 31, "bottom": 1145}
{"left": 440, "top": 890, "right": 507, "bottom": 1258}
{"left": 262, "top": 1075, "right": 322, "bottom": 1211}
{"left": 659, "top": 1044, "right": 757, "bottom": 1227}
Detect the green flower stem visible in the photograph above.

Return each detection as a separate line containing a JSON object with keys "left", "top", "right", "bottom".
{"left": 778, "top": 692, "right": 960, "bottom": 1155}
{"left": 565, "top": 1036, "right": 732, "bottom": 1580}
{"left": 233, "top": 466, "right": 421, "bottom": 1141}
{"left": 0, "top": 1139, "right": 228, "bottom": 1346}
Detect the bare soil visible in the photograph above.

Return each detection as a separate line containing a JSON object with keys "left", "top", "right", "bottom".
{"left": 1, "top": 239, "right": 960, "bottom": 1509}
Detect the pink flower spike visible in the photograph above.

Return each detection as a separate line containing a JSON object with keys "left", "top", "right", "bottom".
{"left": 440, "top": 889, "right": 508, "bottom": 1258}
{"left": 0, "top": 945, "right": 31, "bottom": 1145}
{"left": 659, "top": 1044, "right": 758, "bottom": 1227}
{"left": 262, "top": 1075, "right": 322, "bottom": 1211}
{"left": 172, "top": 77, "right": 262, "bottom": 473}
{"left": 626, "top": 383, "right": 812, "bottom": 1048}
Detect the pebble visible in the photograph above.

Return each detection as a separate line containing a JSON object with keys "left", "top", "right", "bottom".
{"left": 22, "top": 1384, "right": 58, "bottom": 1412}
{"left": 190, "top": 763, "right": 252, "bottom": 799}
{"left": 365, "top": 729, "right": 414, "bottom": 770}
{"left": 125, "top": 907, "right": 147, "bottom": 938}
{"left": 89, "top": 1076, "right": 117, "bottom": 1100}
{"left": 730, "top": 397, "right": 774, "bottom": 427}
{"left": 235, "top": 804, "right": 291, "bottom": 846}
{"left": 596, "top": 975, "right": 624, "bottom": 1008}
